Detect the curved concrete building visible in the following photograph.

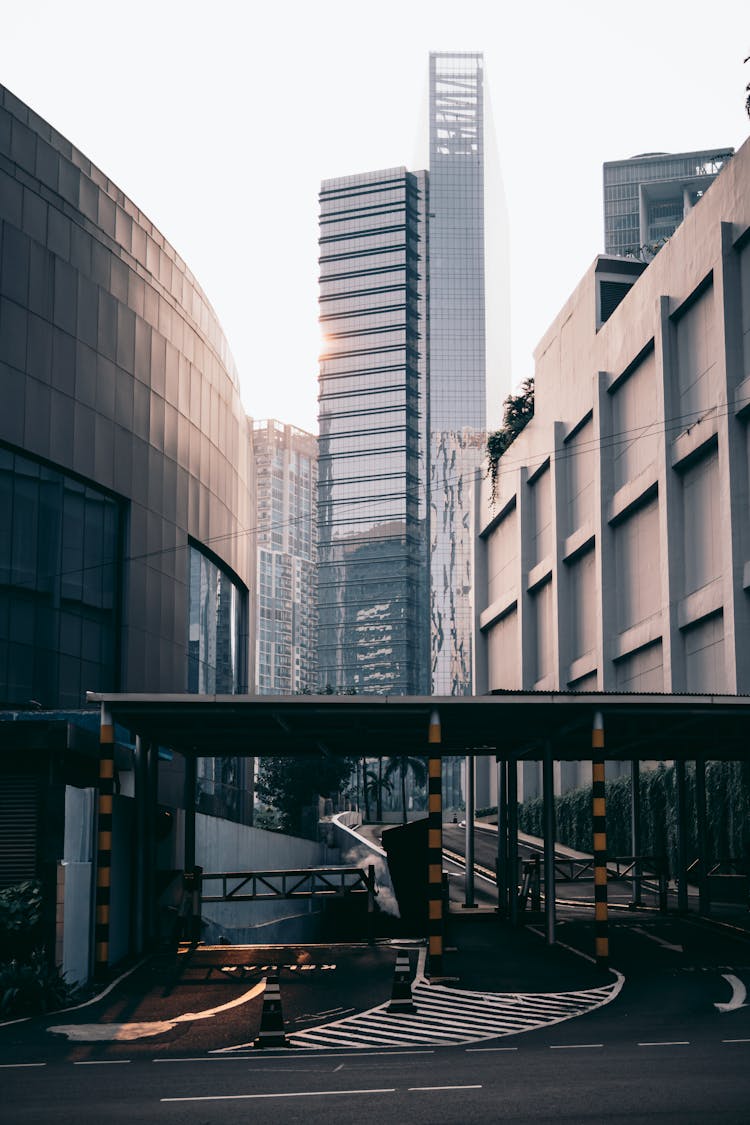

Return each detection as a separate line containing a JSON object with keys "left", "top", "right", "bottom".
{"left": 0, "top": 84, "right": 254, "bottom": 708}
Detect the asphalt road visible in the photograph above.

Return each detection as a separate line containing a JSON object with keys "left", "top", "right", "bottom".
{"left": 4, "top": 911, "right": 750, "bottom": 1123}
{"left": 2, "top": 1029, "right": 749, "bottom": 1123}
{"left": 4, "top": 822, "right": 750, "bottom": 1122}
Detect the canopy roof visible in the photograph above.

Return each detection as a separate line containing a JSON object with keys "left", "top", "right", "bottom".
{"left": 85, "top": 691, "right": 750, "bottom": 763}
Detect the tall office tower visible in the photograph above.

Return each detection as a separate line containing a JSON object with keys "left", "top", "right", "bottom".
{"left": 429, "top": 51, "right": 502, "bottom": 697}
{"left": 317, "top": 169, "right": 430, "bottom": 693}
{"left": 252, "top": 420, "right": 318, "bottom": 694}
{"left": 603, "top": 148, "right": 734, "bottom": 258}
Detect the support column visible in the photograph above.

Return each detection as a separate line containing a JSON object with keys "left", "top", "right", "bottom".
{"left": 95, "top": 703, "right": 115, "bottom": 979}
{"left": 675, "top": 759, "right": 689, "bottom": 913}
{"left": 592, "top": 712, "right": 609, "bottom": 968}
{"left": 145, "top": 742, "right": 159, "bottom": 945}
{"left": 630, "top": 759, "right": 642, "bottom": 907}
{"left": 543, "top": 743, "right": 556, "bottom": 945}
{"left": 695, "top": 756, "right": 709, "bottom": 915}
{"left": 463, "top": 755, "right": 476, "bottom": 908}
{"left": 508, "top": 757, "right": 519, "bottom": 927}
{"left": 133, "top": 735, "right": 147, "bottom": 954}
{"left": 181, "top": 753, "right": 197, "bottom": 945}
{"left": 184, "top": 754, "right": 196, "bottom": 875}
{"left": 496, "top": 758, "right": 507, "bottom": 918}
{"left": 427, "top": 710, "right": 443, "bottom": 976}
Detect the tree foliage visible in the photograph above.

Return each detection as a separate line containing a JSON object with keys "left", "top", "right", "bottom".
{"left": 255, "top": 753, "right": 355, "bottom": 838}
{"left": 366, "top": 761, "right": 391, "bottom": 821}
{"left": 518, "top": 760, "right": 750, "bottom": 876}
{"left": 486, "top": 377, "right": 535, "bottom": 503}
{"left": 255, "top": 684, "right": 357, "bottom": 837}
{"left": 384, "top": 755, "right": 428, "bottom": 825}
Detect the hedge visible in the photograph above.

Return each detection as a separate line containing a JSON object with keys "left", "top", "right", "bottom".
{"left": 517, "top": 761, "right": 750, "bottom": 877}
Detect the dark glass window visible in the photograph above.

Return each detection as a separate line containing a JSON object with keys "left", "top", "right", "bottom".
{"left": 0, "top": 445, "right": 121, "bottom": 707}
{"left": 187, "top": 543, "right": 246, "bottom": 694}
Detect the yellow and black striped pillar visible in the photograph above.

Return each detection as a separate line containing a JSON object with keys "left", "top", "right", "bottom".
{"left": 592, "top": 710, "right": 608, "bottom": 968}
{"left": 427, "top": 709, "right": 443, "bottom": 977}
{"left": 95, "top": 702, "right": 114, "bottom": 979}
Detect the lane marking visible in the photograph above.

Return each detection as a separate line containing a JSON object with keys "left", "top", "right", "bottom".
{"left": 208, "top": 1047, "right": 435, "bottom": 1059}
{"left": 154, "top": 1056, "right": 256, "bottom": 1062}
{"left": 466, "top": 1047, "right": 518, "bottom": 1053}
{"left": 74, "top": 1059, "right": 131, "bottom": 1065}
{"left": 409, "top": 1085, "right": 482, "bottom": 1091}
{"left": 723, "top": 1038, "right": 750, "bottom": 1043}
{"left": 162, "top": 1088, "right": 396, "bottom": 1103}
{"left": 549, "top": 1044, "right": 603, "bottom": 1050}
{"left": 638, "top": 1041, "right": 690, "bottom": 1047}
{"left": 0, "top": 1062, "right": 46, "bottom": 1068}
{"left": 715, "top": 974, "right": 747, "bottom": 1013}
{"left": 632, "top": 926, "right": 683, "bottom": 953}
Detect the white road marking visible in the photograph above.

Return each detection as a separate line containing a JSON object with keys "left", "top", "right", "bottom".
{"left": 285, "top": 973, "right": 625, "bottom": 1050}
{"left": 47, "top": 979, "right": 266, "bottom": 1041}
{"left": 209, "top": 1046, "right": 435, "bottom": 1058}
{"left": 162, "top": 1088, "right": 396, "bottom": 1103}
{"left": 632, "top": 926, "right": 683, "bottom": 953}
{"left": 409, "top": 1085, "right": 482, "bottom": 1091}
{"left": 0, "top": 1062, "right": 46, "bottom": 1068}
{"left": 57, "top": 957, "right": 148, "bottom": 1013}
{"left": 74, "top": 1059, "right": 131, "bottom": 1065}
{"left": 638, "top": 1041, "right": 690, "bottom": 1047}
{"left": 549, "top": 1043, "right": 603, "bottom": 1049}
{"left": 714, "top": 974, "right": 747, "bottom": 1013}
{"left": 154, "top": 1055, "right": 256, "bottom": 1062}
{"left": 722, "top": 1038, "right": 750, "bottom": 1043}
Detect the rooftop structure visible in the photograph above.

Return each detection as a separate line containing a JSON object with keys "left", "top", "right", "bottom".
{"left": 603, "top": 147, "right": 734, "bottom": 259}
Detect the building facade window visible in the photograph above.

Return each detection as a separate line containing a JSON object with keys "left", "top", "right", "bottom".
{"left": 187, "top": 542, "right": 246, "bottom": 694}
{"left": 0, "top": 444, "right": 121, "bottom": 708}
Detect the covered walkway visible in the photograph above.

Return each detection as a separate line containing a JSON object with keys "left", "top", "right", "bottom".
{"left": 86, "top": 690, "right": 750, "bottom": 976}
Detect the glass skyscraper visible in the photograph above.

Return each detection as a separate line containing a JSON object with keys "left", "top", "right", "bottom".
{"left": 252, "top": 419, "right": 318, "bottom": 694}
{"left": 317, "top": 53, "right": 506, "bottom": 711}
{"left": 428, "top": 52, "right": 489, "bottom": 696}
{"left": 317, "top": 169, "right": 430, "bottom": 693}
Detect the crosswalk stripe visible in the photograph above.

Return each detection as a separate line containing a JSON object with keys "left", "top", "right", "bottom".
{"left": 287, "top": 973, "right": 624, "bottom": 1050}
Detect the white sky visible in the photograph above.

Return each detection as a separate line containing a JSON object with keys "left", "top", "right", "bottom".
{"left": 1, "top": 1, "right": 748, "bottom": 435}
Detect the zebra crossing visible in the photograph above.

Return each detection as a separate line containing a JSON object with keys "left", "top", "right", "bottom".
{"left": 287, "top": 973, "right": 624, "bottom": 1050}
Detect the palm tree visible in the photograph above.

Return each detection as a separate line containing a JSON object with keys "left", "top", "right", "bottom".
{"left": 366, "top": 762, "right": 392, "bottom": 821}
{"left": 384, "top": 756, "right": 428, "bottom": 826}
{"left": 361, "top": 757, "right": 372, "bottom": 821}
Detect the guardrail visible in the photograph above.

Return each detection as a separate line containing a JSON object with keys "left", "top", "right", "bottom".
{"left": 200, "top": 866, "right": 377, "bottom": 903}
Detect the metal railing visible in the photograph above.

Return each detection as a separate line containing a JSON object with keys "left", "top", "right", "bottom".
{"left": 200, "top": 866, "right": 377, "bottom": 903}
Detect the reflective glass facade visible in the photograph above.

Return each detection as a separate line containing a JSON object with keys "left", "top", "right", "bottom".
{"left": 0, "top": 446, "right": 121, "bottom": 707}
{"left": 429, "top": 52, "right": 487, "bottom": 695}
{"left": 317, "top": 169, "right": 430, "bottom": 693}
{"left": 603, "top": 148, "right": 733, "bottom": 258}
{"left": 253, "top": 420, "right": 318, "bottom": 694}
{"left": 187, "top": 543, "right": 245, "bottom": 694}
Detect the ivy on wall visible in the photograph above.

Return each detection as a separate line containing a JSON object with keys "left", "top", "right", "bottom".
{"left": 517, "top": 761, "right": 750, "bottom": 876}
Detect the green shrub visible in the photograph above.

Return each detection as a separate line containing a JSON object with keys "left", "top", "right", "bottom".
{"left": 0, "top": 880, "right": 44, "bottom": 960}
{"left": 517, "top": 761, "right": 750, "bottom": 877}
{"left": 0, "top": 948, "right": 71, "bottom": 1018}
{"left": 0, "top": 880, "right": 42, "bottom": 933}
